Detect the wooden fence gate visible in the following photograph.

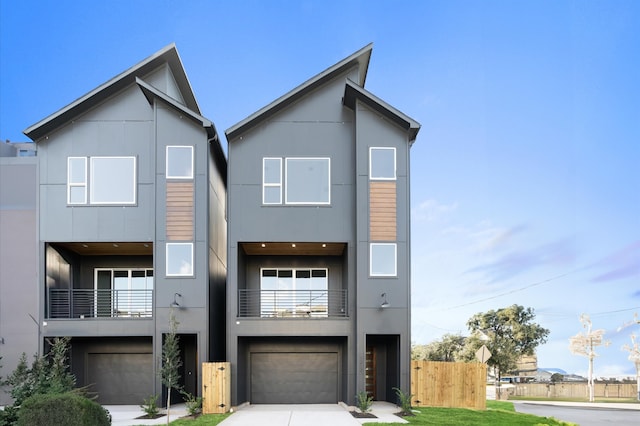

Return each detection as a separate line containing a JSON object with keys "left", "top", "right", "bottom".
{"left": 202, "top": 362, "right": 230, "bottom": 414}
{"left": 411, "top": 360, "right": 486, "bottom": 410}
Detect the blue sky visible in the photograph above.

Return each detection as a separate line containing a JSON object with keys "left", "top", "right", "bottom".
{"left": 1, "top": 0, "right": 639, "bottom": 377}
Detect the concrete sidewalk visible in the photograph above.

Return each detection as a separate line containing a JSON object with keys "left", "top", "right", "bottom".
{"left": 105, "top": 403, "right": 189, "bottom": 426}
{"left": 218, "top": 402, "right": 407, "bottom": 426}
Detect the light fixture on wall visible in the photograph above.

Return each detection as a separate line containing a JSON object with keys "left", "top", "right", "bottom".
{"left": 170, "top": 293, "right": 182, "bottom": 308}
{"left": 0, "top": 337, "right": 5, "bottom": 344}
{"left": 380, "top": 292, "right": 390, "bottom": 308}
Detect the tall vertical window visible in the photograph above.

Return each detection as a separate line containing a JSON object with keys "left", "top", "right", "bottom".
{"left": 370, "top": 243, "right": 397, "bottom": 277}
{"left": 369, "top": 147, "right": 396, "bottom": 180}
{"left": 263, "top": 158, "right": 282, "bottom": 204}
{"left": 67, "top": 157, "right": 87, "bottom": 204}
{"left": 166, "top": 146, "right": 194, "bottom": 179}
{"left": 166, "top": 243, "right": 194, "bottom": 276}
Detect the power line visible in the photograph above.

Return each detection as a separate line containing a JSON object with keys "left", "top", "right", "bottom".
{"left": 432, "top": 269, "right": 579, "bottom": 311}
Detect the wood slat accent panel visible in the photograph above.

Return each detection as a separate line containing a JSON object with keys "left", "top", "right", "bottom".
{"left": 370, "top": 181, "right": 396, "bottom": 241}
{"left": 167, "top": 181, "right": 193, "bottom": 241}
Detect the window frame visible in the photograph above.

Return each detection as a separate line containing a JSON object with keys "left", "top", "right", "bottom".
{"left": 166, "top": 145, "right": 194, "bottom": 179}
{"left": 67, "top": 157, "right": 87, "bottom": 205}
{"left": 370, "top": 243, "right": 397, "bottom": 277}
{"left": 369, "top": 147, "right": 396, "bottom": 180}
{"left": 166, "top": 242, "right": 194, "bottom": 277}
{"left": 284, "top": 157, "right": 331, "bottom": 205}
{"left": 259, "top": 267, "right": 329, "bottom": 317}
{"left": 88, "top": 156, "right": 137, "bottom": 205}
{"left": 262, "top": 157, "right": 282, "bottom": 204}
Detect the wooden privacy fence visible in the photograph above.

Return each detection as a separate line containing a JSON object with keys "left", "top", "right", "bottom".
{"left": 202, "top": 362, "right": 230, "bottom": 414}
{"left": 513, "top": 382, "right": 637, "bottom": 399}
{"left": 411, "top": 360, "right": 486, "bottom": 410}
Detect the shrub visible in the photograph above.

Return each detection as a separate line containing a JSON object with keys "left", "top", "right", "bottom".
{"left": 17, "top": 392, "right": 111, "bottom": 426}
{"left": 393, "top": 387, "right": 413, "bottom": 413}
{"left": 181, "top": 391, "right": 203, "bottom": 416}
{"left": 355, "top": 391, "right": 373, "bottom": 413}
{"left": 141, "top": 394, "right": 160, "bottom": 418}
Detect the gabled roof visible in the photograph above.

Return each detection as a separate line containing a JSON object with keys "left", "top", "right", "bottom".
{"left": 24, "top": 44, "right": 199, "bottom": 141}
{"left": 136, "top": 77, "right": 217, "bottom": 141}
{"left": 225, "top": 44, "right": 373, "bottom": 142}
{"left": 343, "top": 79, "right": 421, "bottom": 143}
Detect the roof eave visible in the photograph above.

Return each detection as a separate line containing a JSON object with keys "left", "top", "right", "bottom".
{"left": 24, "top": 43, "right": 199, "bottom": 142}
{"left": 136, "top": 78, "right": 217, "bottom": 141}
{"left": 225, "top": 43, "right": 373, "bottom": 142}
{"left": 343, "top": 79, "right": 421, "bottom": 143}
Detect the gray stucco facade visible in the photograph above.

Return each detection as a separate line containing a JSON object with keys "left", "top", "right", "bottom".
{"left": 225, "top": 45, "right": 420, "bottom": 405}
{"left": 0, "top": 43, "right": 419, "bottom": 407}
{"left": 0, "top": 45, "right": 227, "bottom": 405}
{"left": 0, "top": 147, "right": 39, "bottom": 405}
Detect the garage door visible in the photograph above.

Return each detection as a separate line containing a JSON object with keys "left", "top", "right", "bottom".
{"left": 87, "top": 353, "right": 152, "bottom": 404}
{"left": 251, "top": 352, "right": 338, "bottom": 403}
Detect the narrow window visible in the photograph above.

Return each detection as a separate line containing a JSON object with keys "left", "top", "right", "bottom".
{"left": 285, "top": 157, "right": 330, "bottom": 204}
{"left": 68, "top": 157, "right": 87, "bottom": 204}
{"left": 166, "top": 243, "right": 194, "bottom": 276}
{"left": 166, "top": 146, "right": 194, "bottom": 179}
{"left": 370, "top": 243, "right": 397, "bottom": 277}
{"left": 90, "top": 157, "right": 136, "bottom": 204}
{"left": 370, "top": 147, "right": 396, "bottom": 180}
{"left": 263, "top": 158, "right": 282, "bottom": 204}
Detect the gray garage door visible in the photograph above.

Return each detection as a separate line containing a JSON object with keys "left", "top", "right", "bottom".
{"left": 87, "top": 353, "right": 152, "bottom": 404}
{"left": 251, "top": 352, "right": 338, "bottom": 403}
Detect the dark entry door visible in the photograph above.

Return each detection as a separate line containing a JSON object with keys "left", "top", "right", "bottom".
{"left": 250, "top": 352, "right": 338, "bottom": 403}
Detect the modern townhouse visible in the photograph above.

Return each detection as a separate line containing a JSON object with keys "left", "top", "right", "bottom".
{"left": 0, "top": 44, "right": 227, "bottom": 404}
{"left": 225, "top": 44, "right": 420, "bottom": 405}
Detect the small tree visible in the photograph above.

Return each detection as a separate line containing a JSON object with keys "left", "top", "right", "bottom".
{"left": 466, "top": 305, "right": 549, "bottom": 385}
{"left": 550, "top": 373, "right": 564, "bottom": 383}
{"left": 412, "top": 334, "right": 466, "bottom": 362}
{"left": 1, "top": 337, "right": 76, "bottom": 425}
{"left": 161, "top": 309, "right": 182, "bottom": 424}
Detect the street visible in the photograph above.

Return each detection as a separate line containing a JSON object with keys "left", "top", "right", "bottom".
{"left": 513, "top": 402, "right": 640, "bottom": 425}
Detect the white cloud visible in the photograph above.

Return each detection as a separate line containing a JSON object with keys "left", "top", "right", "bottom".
{"left": 411, "top": 199, "right": 458, "bottom": 222}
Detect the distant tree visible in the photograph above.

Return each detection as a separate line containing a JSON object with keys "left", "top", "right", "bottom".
{"left": 412, "top": 334, "right": 466, "bottom": 362}
{"left": 465, "top": 305, "right": 549, "bottom": 384}
{"left": 161, "top": 310, "right": 182, "bottom": 425}
{"left": 550, "top": 373, "right": 564, "bottom": 383}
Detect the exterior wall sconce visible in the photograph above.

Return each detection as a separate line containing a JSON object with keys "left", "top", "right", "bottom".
{"left": 380, "top": 292, "right": 390, "bottom": 308}
{"left": 170, "top": 293, "right": 182, "bottom": 308}
{"left": 0, "top": 337, "right": 5, "bottom": 344}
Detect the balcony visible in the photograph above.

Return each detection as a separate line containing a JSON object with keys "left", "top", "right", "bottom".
{"left": 48, "top": 289, "right": 153, "bottom": 319}
{"left": 238, "top": 289, "right": 347, "bottom": 318}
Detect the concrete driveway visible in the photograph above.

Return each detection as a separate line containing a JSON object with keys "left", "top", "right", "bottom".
{"left": 218, "top": 402, "right": 407, "bottom": 426}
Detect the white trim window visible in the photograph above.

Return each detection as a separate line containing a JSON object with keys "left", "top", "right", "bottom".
{"left": 284, "top": 157, "right": 331, "bottom": 205}
{"left": 90, "top": 157, "right": 137, "bottom": 204}
{"left": 166, "top": 242, "right": 194, "bottom": 277}
{"left": 67, "top": 157, "right": 87, "bottom": 204}
{"left": 369, "top": 147, "right": 396, "bottom": 180}
{"left": 94, "top": 268, "right": 153, "bottom": 317}
{"left": 262, "top": 157, "right": 282, "bottom": 204}
{"left": 260, "top": 268, "right": 329, "bottom": 317}
{"left": 370, "top": 243, "right": 397, "bottom": 277}
{"left": 166, "top": 146, "right": 194, "bottom": 179}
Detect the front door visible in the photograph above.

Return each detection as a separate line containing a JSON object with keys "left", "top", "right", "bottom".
{"left": 365, "top": 346, "right": 377, "bottom": 399}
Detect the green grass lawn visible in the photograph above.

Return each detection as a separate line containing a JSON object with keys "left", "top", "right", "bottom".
{"left": 166, "top": 401, "right": 574, "bottom": 425}
{"left": 168, "top": 413, "right": 230, "bottom": 425}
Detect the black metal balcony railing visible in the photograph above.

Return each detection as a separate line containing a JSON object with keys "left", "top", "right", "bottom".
{"left": 238, "top": 289, "right": 347, "bottom": 318}
{"left": 48, "top": 289, "right": 153, "bottom": 319}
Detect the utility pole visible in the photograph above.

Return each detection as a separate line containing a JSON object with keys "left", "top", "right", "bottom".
{"left": 621, "top": 313, "right": 640, "bottom": 401}
{"left": 569, "top": 314, "right": 609, "bottom": 402}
